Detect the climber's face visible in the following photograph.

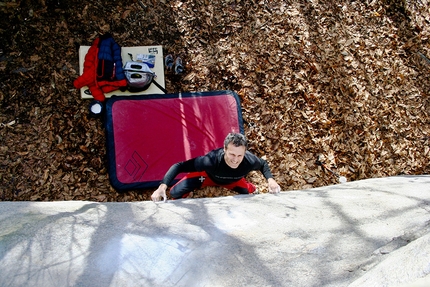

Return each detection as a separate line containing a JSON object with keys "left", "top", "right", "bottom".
{"left": 224, "top": 143, "right": 246, "bottom": 169}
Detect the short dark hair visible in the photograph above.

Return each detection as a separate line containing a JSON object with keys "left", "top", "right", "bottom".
{"left": 224, "top": 132, "right": 247, "bottom": 149}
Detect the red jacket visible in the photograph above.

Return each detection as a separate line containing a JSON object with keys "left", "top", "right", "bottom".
{"left": 74, "top": 36, "right": 127, "bottom": 102}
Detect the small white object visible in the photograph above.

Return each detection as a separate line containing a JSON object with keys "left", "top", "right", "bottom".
{"left": 136, "top": 54, "right": 156, "bottom": 68}
{"left": 339, "top": 176, "right": 347, "bottom": 183}
{"left": 91, "top": 102, "right": 102, "bottom": 114}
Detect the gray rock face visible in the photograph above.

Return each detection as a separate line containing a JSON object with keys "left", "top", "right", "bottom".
{"left": 0, "top": 175, "right": 429, "bottom": 287}
{"left": 349, "top": 230, "right": 430, "bottom": 287}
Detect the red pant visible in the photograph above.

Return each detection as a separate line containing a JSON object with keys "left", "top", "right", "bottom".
{"left": 170, "top": 171, "right": 256, "bottom": 199}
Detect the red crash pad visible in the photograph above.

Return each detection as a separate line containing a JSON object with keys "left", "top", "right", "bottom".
{"left": 105, "top": 90, "right": 244, "bottom": 191}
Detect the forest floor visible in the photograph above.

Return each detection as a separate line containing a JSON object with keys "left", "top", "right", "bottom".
{"left": 0, "top": 0, "right": 429, "bottom": 201}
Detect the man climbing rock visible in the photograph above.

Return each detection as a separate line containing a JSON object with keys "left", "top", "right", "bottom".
{"left": 151, "top": 132, "right": 281, "bottom": 202}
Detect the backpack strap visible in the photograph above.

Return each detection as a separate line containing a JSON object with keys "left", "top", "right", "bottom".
{"left": 152, "top": 79, "right": 167, "bottom": 94}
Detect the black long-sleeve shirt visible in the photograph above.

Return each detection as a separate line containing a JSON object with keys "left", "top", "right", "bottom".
{"left": 161, "top": 148, "right": 273, "bottom": 186}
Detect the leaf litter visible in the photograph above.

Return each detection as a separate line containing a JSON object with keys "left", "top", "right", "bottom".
{"left": 0, "top": 0, "right": 428, "bottom": 201}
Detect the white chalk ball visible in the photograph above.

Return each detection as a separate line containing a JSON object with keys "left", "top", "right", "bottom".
{"left": 91, "top": 103, "right": 102, "bottom": 114}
